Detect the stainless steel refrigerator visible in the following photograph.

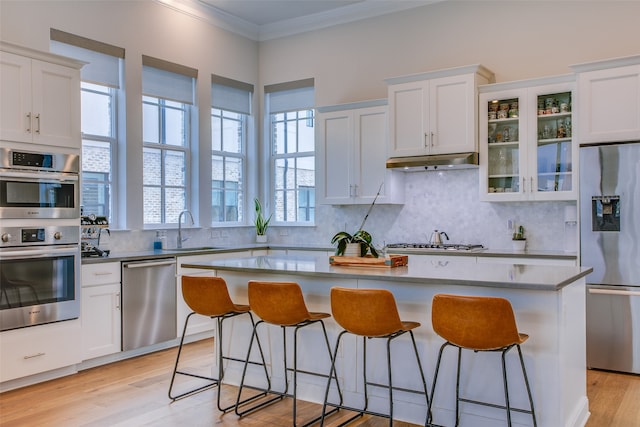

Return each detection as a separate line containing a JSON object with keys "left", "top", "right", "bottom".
{"left": 580, "top": 142, "right": 640, "bottom": 374}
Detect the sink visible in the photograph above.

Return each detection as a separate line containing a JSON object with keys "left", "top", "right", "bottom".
{"left": 160, "top": 246, "right": 224, "bottom": 252}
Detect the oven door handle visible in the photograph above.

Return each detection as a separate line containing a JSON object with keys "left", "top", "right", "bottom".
{"left": 0, "top": 247, "right": 78, "bottom": 258}
{"left": 0, "top": 170, "right": 78, "bottom": 182}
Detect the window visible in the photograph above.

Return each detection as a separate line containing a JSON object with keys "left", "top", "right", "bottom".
{"left": 211, "top": 75, "right": 253, "bottom": 224}
{"left": 50, "top": 29, "right": 123, "bottom": 224}
{"left": 81, "top": 82, "right": 115, "bottom": 218}
{"left": 141, "top": 56, "right": 196, "bottom": 226}
{"left": 265, "top": 79, "right": 315, "bottom": 223}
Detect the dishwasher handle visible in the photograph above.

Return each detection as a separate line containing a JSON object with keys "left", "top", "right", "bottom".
{"left": 588, "top": 288, "right": 640, "bottom": 297}
{"left": 123, "top": 259, "right": 176, "bottom": 269}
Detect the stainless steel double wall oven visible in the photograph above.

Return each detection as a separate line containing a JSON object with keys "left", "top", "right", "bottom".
{"left": 0, "top": 148, "right": 81, "bottom": 331}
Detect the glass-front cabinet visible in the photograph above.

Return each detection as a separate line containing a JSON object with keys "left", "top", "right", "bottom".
{"left": 479, "top": 76, "right": 577, "bottom": 201}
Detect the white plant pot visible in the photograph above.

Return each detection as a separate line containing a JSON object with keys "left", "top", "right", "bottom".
{"left": 344, "top": 243, "right": 363, "bottom": 257}
{"left": 512, "top": 240, "right": 526, "bottom": 252}
{"left": 256, "top": 234, "right": 267, "bottom": 243}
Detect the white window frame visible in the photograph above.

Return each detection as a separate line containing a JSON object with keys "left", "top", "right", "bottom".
{"left": 265, "top": 78, "right": 315, "bottom": 225}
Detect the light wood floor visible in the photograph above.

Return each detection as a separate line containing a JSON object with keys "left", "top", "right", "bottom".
{"left": 1, "top": 338, "right": 639, "bottom": 426}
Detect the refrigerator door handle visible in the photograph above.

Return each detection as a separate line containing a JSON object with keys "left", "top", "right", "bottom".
{"left": 588, "top": 288, "right": 640, "bottom": 297}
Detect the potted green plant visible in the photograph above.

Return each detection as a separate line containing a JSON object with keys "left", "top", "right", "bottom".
{"left": 331, "top": 183, "right": 382, "bottom": 258}
{"left": 254, "top": 198, "right": 272, "bottom": 243}
{"left": 331, "top": 229, "right": 379, "bottom": 257}
{"left": 512, "top": 225, "right": 526, "bottom": 251}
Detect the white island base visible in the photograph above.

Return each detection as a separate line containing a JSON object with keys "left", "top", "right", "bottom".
{"left": 182, "top": 254, "right": 591, "bottom": 427}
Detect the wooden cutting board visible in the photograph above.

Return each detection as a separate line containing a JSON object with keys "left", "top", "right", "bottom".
{"left": 329, "top": 255, "right": 408, "bottom": 268}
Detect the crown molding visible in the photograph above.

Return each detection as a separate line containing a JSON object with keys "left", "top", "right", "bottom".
{"left": 155, "top": 0, "right": 441, "bottom": 42}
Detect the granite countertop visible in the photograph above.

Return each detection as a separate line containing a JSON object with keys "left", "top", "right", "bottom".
{"left": 181, "top": 253, "right": 591, "bottom": 291}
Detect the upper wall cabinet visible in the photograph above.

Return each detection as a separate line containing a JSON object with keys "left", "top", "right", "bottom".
{"left": 0, "top": 42, "right": 82, "bottom": 149}
{"left": 571, "top": 55, "right": 640, "bottom": 144}
{"left": 317, "top": 100, "right": 404, "bottom": 205}
{"left": 385, "top": 65, "right": 494, "bottom": 157}
{"left": 478, "top": 75, "right": 577, "bottom": 202}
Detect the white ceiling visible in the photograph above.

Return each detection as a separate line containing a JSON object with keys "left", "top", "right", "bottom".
{"left": 158, "top": 0, "right": 439, "bottom": 41}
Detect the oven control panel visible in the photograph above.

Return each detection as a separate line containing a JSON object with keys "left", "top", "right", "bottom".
{"left": 0, "top": 226, "right": 79, "bottom": 247}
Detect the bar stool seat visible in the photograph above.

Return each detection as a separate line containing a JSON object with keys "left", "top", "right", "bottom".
{"left": 428, "top": 293, "right": 537, "bottom": 427}
{"left": 168, "top": 276, "right": 270, "bottom": 412}
{"left": 320, "top": 287, "right": 430, "bottom": 427}
{"left": 235, "top": 280, "right": 341, "bottom": 427}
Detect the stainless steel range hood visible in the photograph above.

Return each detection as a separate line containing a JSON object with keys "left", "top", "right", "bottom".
{"left": 386, "top": 152, "right": 479, "bottom": 171}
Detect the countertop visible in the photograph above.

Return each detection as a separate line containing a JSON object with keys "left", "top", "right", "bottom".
{"left": 81, "top": 244, "right": 578, "bottom": 264}
{"left": 181, "top": 253, "right": 591, "bottom": 291}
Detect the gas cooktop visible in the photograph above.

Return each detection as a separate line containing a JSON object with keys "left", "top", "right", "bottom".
{"left": 386, "top": 243, "right": 485, "bottom": 251}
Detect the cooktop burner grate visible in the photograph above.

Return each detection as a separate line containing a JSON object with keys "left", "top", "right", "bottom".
{"left": 386, "top": 243, "right": 485, "bottom": 251}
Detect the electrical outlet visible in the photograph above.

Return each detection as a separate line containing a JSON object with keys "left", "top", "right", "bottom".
{"left": 508, "top": 219, "right": 516, "bottom": 231}
{"left": 279, "top": 229, "right": 289, "bottom": 236}
{"left": 210, "top": 230, "right": 221, "bottom": 238}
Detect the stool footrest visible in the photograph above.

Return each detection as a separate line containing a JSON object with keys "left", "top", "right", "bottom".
{"left": 366, "top": 381, "right": 429, "bottom": 396}
{"left": 459, "top": 397, "right": 535, "bottom": 415}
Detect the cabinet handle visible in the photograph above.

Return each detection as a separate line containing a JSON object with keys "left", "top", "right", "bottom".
{"left": 353, "top": 184, "right": 359, "bottom": 197}
{"left": 24, "top": 352, "right": 45, "bottom": 360}
{"left": 116, "top": 292, "right": 121, "bottom": 310}
{"left": 26, "top": 113, "right": 31, "bottom": 133}
{"left": 424, "top": 133, "right": 428, "bottom": 148}
{"left": 34, "top": 114, "right": 40, "bottom": 134}
{"left": 522, "top": 177, "right": 526, "bottom": 192}
{"left": 530, "top": 177, "right": 534, "bottom": 193}
{"left": 430, "top": 132, "right": 435, "bottom": 147}
{"left": 93, "top": 271, "right": 114, "bottom": 277}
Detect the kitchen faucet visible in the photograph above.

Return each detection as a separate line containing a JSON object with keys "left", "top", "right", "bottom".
{"left": 177, "top": 210, "right": 194, "bottom": 248}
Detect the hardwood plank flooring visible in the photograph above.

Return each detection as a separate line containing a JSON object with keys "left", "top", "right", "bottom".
{"left": 0, "top": 338, "right": 638, "bottom": 426}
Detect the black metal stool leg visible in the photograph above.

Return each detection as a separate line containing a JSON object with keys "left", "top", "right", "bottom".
{"left": 168, "top": 312, "right": 218, "bottom": 401}
{"left": 501, "top": 348, "right": 512, "bottom": 426}
{"left": 517, "top": 345, "right": 537, "bottom": 427}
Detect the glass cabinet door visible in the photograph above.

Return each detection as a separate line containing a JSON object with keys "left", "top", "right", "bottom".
{"left": 535, "top": 91, "right": 573, "bottom": 194}
{"left": 486, "top": 96, "right": 522, "bottom": 194}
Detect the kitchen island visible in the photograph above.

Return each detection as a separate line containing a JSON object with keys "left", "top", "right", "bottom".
{"left": 182, "top": 253, "right": 592, "bottom": 427}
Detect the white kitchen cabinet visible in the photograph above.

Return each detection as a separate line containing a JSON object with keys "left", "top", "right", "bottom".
{"left": 0, "top": 319, "right": 81, "bottom": 383}
{"left": 317, "top": 100, "right": 403, "bottom": 205}
{"left": 477, "top": 256, "right": 576, "bottom": 266}
{"left": 386, "top": 64, "right": 494, "bottom": 157}
{"left": 572, "top": 55, "right": 640, "bottom": 144}
{"left": 0, "top": 42, "right": 82, "bottom": 149}
{"left": 479, "top": 75, "right": 577, "bottom": 201}
{"left": 81, "top": 262, "right": 121, "bottom": 360}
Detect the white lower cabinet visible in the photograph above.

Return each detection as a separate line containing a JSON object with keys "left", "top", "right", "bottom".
{"left": 0, "top": 319, "right": 81, "bottom": 383}
{"left": 406, "top": 254, "right": 477, "bottom": 266}
{"left": 81, "top": 262, "right": 122, "bottom": 360}
{"left": 477, "top": 256, "right": 576, "bottom": 266}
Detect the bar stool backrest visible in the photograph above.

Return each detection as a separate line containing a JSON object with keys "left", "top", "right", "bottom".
{"left": 330, "top": 287, "right": 405, "bottom": 337}
{"left": 182, "top": 276, "right": 237, "bottom": 317}
{"left": 248, "top": 281, "right": 312, "bottom": 326}
{"left": 431, "top": 293, "right": 524, "bottom": 351}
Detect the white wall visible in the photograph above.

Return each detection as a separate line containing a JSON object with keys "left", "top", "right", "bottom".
{"left": 2, "top": 0, "right": 638, "bottom": 252}
{"left": 1, "top": 0, "right": 259, "bottom": 231}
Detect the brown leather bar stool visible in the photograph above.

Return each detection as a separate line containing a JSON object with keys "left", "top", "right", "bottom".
{"left": 320, "top": 287, "right": 430, "bottom": 427}
{"left": 168, "top": 276, "right": 270, "bottom": 412}
{"left": 428, "top": 293, "right": 537, "bottom": 427}
{"left": 235, "top": 280, "right": 341, "bottom": 427}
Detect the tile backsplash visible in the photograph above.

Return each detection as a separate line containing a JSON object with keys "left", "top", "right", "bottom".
{"left": 108, "top": 169, "right": 575, "bottom": 253}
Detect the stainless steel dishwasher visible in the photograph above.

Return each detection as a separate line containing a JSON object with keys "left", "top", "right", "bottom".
{"left": 121, "top": 258, "right": 176, "bottom": 351}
